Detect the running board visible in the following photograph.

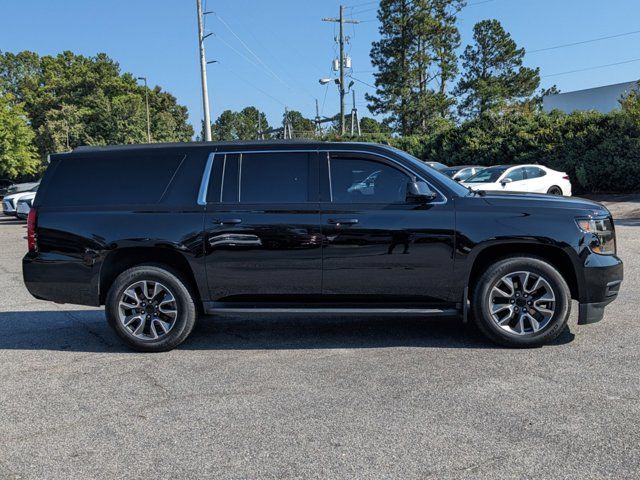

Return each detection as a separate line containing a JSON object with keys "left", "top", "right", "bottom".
{"left": 204, "top": 305, "right": 458, "bottom": 316}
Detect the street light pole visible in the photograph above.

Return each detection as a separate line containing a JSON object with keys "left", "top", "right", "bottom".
{"left": 197, "top": 0, "right": 212, "bottom": 141}
{"left": 137, "top": 77, "right": 151, "bottom": 143}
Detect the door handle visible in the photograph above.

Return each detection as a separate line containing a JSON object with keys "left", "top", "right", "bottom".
{"left": 213, "top": 218, "right": 242, "bottom": 225}
{"left": 328, "top": 218, "right": 359, "bottom": 226}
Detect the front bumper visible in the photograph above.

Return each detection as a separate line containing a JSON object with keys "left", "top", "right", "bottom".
{"left": 3, "top": 199, "right": 16, "bottom": 216}
{"left": 577, "top": 253, "right": 623, "bottom": 325}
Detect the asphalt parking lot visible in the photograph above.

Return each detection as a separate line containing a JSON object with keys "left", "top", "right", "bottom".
{"left": 0, "top": 215, "right": 638, "bottom": 479}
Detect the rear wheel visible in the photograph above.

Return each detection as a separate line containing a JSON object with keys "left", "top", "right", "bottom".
{"left": 472, "top": 256, "right": 570, "bottom": 347}
{"left": 105, "top": 265, "right": 197, "bottom": 352}
{"left": 547, "top": 186, "right": 563, "bottom": 195}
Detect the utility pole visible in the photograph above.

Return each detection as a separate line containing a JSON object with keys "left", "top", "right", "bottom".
{"left": 322, "top": 5, "right": 359, "bottom": 136}
{"left": 137, "top": 77, "right": 151, "bottom": 143}
{"left": 197, "top": 0, "right": 212, "bottom": 141}
{"left": 350, "top": 90, "right": 361, "bottom": 136}
{"left": 314, "top": 98, "right": 321, "bottom": 136}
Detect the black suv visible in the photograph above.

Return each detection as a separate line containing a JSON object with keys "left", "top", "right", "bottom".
{"left": 23, "top": 142, "right": 623, "bottom": 351}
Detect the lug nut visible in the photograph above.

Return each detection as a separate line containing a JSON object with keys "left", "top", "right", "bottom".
{"left": 510, "top": 299, "right": 515, "bottom": 304}
{"left": 515, "top": 292, "right": 520, "bottom": 297}
{"left": 515, "top": 307, "right": 519, "bottom": 312}
{"left": 527, "top": 301, "right": 532, "bottom": 306}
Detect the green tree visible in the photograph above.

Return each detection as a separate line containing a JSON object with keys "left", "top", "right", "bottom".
{"left": 455, "top": 19, "right": 540, "bottom": 118}
{"left": 0, "top": 50, "right": 194, "bottom": 159}
{"left": 210, "top": 107, "right": 270, "bottom": 141}
{"left": 236, "top": 107, "right": 270, "bottom": 140}
{"left": 0, "top": 94, "right": 40, "bottom": 179}
{"left": 367, "top": 0, "right": 464, "bottom": 134}
{"left": 619, "top": 83, "right": 640, "bottom": 121}
{"left": 360, "top": 116, "right": 393, "bottom": 134}
{"left": 212, "top": 110, "right": 238, "bottom": 141}
{"left": 285, "top": 110, "right": 315, "bottom": 137}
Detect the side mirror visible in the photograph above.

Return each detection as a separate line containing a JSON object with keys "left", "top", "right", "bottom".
{"left": 501, "top": 178, "right": 513, "bottom": 186}
{"left": 407, "top": 181, "right": 437, "bottom": 202}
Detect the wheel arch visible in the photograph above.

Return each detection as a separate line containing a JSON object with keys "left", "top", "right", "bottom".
{"left": 467, "top": 242, "right": 582, "bottom": 301}
{"left": 99, "top": 247, "right": 201, "bottom": 309}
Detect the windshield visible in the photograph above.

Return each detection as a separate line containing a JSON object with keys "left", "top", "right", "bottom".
{"left": 441, "top": 168, "right": 460, "bottom": 177}
{"left": 465, "top": 166, "right": 507, "bottom": 183}
{"left": 386, "top": 147, "right": 470, "bottom": 197}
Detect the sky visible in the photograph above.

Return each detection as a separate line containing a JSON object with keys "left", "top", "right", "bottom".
{"left": 2, "top": 0, "right": 640, "bottom": 132}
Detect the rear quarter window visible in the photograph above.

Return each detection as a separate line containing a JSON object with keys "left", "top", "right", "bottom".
{"left": 43, "top": 153, "right": 184, "bottom": 207}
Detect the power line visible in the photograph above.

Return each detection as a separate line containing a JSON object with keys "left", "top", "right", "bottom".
{"left": 349, "top": 76, "right": 376, "bottom": 89}
{"left": 467, "top": 0, "right": 497, "bottom": 5}
{"left": 542, "top": 57, "right": 640, "bottom": 78}
{"left": 217, "top": 63, "right": 288, "bottom": 107}
{"left": 214, "top": 13, "right": 294, "bottom": 91}
{"left": 529, "top": 29, "right": 640, "bottom": 53}
{"left": 346, "top": 1, "right": 377, "bottom": 8}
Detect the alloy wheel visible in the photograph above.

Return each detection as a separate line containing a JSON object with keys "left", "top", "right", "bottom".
{"left": 488, "top": 271, "right": 556, "bottom": 336}
{"left": 117, "top": 280, "right": 178, "bottom": 340}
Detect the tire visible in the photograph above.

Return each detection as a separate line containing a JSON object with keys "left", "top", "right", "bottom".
{"left": 105, "top": 265, "right": 197, "bottom": 352}
{"left": 547, "top": 186, "right": 563, "bottom": 195}
{"left": 471, "top": 256, "right": 571, "bottom": 347}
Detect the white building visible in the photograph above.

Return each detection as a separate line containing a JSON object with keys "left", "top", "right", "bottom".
{"left": 543, "top": 80, "right": 639, "bottom": 114}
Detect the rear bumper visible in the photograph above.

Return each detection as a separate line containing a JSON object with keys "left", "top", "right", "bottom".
{"left": 23, "top": 252, "right": 100, "bottom": 306}
{"left": 577, "top": 254, "right": 623, "bottom": 325}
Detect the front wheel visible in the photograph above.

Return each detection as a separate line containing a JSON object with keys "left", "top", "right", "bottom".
{"left": 105, "top": 265, "right": 197, "bottom": 352}
{"left": 472, "top": 257, "right": 571, "bottom": 347}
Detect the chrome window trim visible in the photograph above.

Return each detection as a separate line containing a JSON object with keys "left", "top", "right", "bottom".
{"left": 197, "top": 152, "right": 215, "bottom": 206}
{"left": 219, "top": 154, "right": 227, "bottom": 202}
{"left": 197, "top": 148, "right": 449, "bottom": 206}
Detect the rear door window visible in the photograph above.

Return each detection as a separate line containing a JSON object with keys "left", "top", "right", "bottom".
{"left": 44, "top": 153, "right": 184, "bottom": 207}
{"left": 525, "top": 167, "right": 546, "bottom": 179}
{"left": 234, "top": 152, "right": 315, "bottom": 203}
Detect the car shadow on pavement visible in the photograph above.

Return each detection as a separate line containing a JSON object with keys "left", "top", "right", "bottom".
{"left": 0, "top": 309, "right": 575, "bottom": 352}
{"left": 0, "top": 218, "right": 26, "bottom": 226}
{"left": 615, "top": 218, "right": 640, "bottom": 227}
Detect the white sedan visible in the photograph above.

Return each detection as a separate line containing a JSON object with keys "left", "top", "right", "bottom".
{"left": 460, "top": 165, "right": 572, "bottom": 196}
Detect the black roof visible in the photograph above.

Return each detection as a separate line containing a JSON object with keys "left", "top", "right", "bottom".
{"left": 71, "top": 139, "right": 390, "bottom": 154}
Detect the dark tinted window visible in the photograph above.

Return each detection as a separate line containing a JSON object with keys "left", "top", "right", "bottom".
{"left": 239, "top": 152, "right": 311, "bottom": 203}
{"left": 330, "top": 158, "right": 410, "bottom": 203}
{"left": 505, "top": 167, "right": 525, "bottom": 182}
{"left": 44, "top": 153, "right": 183, "bottom": 207}
{"left": 206, "top": 154, "right": 240, "bottom": 203}
{"left": 525, "top": 166, "right": 546, "bottom": 179}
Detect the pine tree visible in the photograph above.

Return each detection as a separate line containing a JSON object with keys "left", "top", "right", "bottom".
{"left": 367, "top": 0, "right": 464, "bottom": 134}
{"left": 455, "top": 19, "right": 540, "bottom": 118}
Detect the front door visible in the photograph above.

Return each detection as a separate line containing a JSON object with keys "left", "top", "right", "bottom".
{"left": 203, "top": 150, "right": 322, "bottom": 302}
{"left": 320, "top": 151, "right": 456, "bottom": 304}
{"left": 501, "top": 166, "right": 528, "bottom": 192}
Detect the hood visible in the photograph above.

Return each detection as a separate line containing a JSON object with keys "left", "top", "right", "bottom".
{"left": 17, "top": 192, "right": 36, "bottom": 202}
{"left": 3, "top": 190, "right": 34, "bottom": 203}
{"left": 476, "top": 191, "right": 609, "bottom": 217}
{"left": 460, "top": 182, "right": 498, "bottom": 190}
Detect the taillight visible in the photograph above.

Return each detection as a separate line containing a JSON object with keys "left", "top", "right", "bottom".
{"left": 562, "top": 175, "right": 570, "bottom": 180}
{"left": 27, "top": 207, "right": 37, "bottom": 252}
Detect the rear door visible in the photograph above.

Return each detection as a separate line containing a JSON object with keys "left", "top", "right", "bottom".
{"left": 202, "top": 150, "right": 323, "bottom": 302}
{"left": 524, "top": 166, "right": 548, "bottom": 193}
{"left": 320, "top": 151, "right": 455, "bottom": 304}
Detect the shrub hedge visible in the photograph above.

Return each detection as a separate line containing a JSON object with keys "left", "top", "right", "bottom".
{"left": 329, "top": 110, "right": 640, "bottom": 194}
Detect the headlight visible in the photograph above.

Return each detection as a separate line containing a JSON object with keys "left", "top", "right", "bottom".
{"left": 576, "top": 217, "right": 616, "bottom": 255}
